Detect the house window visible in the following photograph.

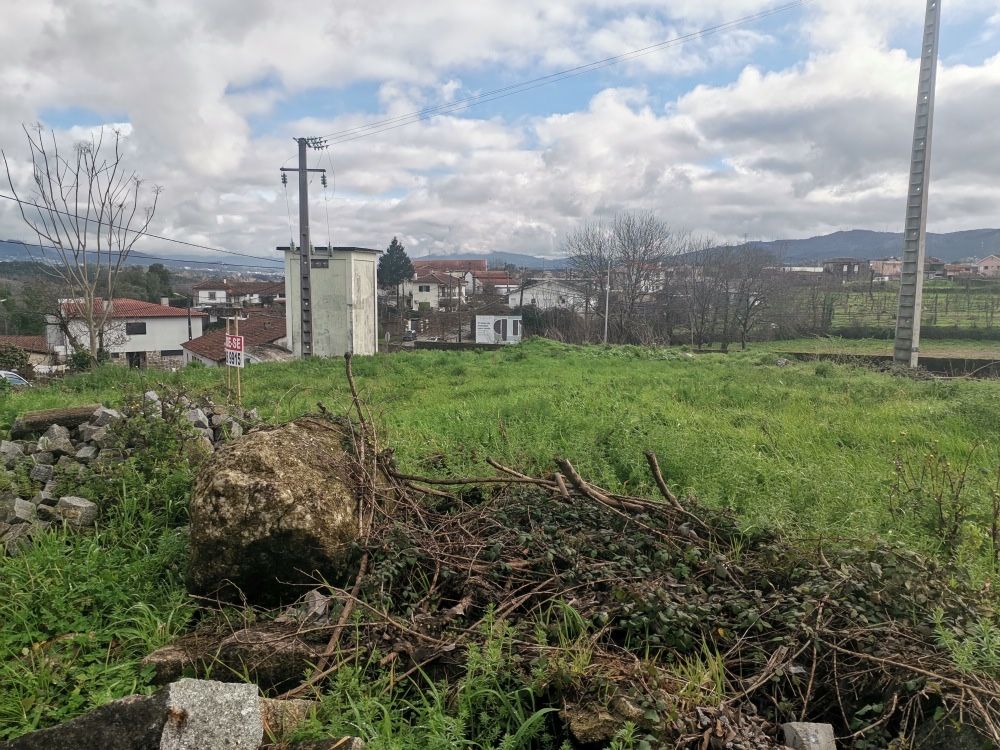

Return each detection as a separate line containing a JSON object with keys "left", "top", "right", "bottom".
{"left": 125, "top": 321, "right": 147, "bottom": 336}
{"left": 207, "top": 291, "right": 217, "bottom": 300}
{"left": 418, "top": 285, "right": 431, "bottom": 293}
{"left": 160, "top": 350, "right": 183, "bottom": 357}
{"left": 512, "top": 320, "right": 520, "bottom": 336}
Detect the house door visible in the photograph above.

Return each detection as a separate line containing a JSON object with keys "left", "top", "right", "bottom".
{"left": 126, "top": 352, "right": 147, "bottom": 369}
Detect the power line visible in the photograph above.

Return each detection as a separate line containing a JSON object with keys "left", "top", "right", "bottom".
{"left": 0, "top": 192, "right": 284, "bottom": 266}
{"left": 314, "top": 0, "right": 811, "bottom": 145}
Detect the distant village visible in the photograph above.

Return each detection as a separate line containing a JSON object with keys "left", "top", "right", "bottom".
{"left": 0, "top": 246, "right": 997, "bottom": 375}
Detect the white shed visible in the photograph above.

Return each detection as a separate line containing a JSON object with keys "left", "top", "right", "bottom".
{"left": 475, "top": 315, "right": 522, "bottom": 345}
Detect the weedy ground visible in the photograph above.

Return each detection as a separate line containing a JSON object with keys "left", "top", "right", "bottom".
{"left": 1, "top": 338, "right": 999, "bottom": 746}
{"left": 3, "top": 339, "right": 998, "bottom": 567}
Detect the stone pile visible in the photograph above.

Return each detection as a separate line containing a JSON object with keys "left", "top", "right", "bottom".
{"left": 0, "top": 392, "right": 259, "bottom": 557}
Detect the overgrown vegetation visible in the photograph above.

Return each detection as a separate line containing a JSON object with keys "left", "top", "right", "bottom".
{"left": 1, "top": 340, "right": 998, "bottom": 566}
{"left": 0, "top": 343, "right": 30, "bottom": 374}
{"left": 0, "top": 401, "right": 195, "bottom": 738}
{"left": 1, "top": 341, "right": 999, "bottom": 746}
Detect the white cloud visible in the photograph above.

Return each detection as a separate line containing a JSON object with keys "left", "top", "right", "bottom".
{"left": 0, "top": 0, "right": 997, "bottom": 260}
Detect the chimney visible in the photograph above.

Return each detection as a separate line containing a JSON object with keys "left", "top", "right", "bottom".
{"left": 160, "top": 297, "right": 170, "bottom": 307}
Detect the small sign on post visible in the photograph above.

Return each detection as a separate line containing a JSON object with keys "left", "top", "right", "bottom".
{"left": 225, "top": 334, "right": 245, "bottom": 368}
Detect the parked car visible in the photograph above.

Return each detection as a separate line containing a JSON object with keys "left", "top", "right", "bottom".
{"left": 0, "top": 370, "right": 31, "bottom": 388}
{"left": 402, "top": 330, "right": 417, "bottom": 342}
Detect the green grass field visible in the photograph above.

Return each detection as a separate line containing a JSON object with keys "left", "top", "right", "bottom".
{"left": 3, "top": 338, "right": 1000, "bottom": 743}
{"left": 4, "top": 338, "right": 998, "bottom": 558}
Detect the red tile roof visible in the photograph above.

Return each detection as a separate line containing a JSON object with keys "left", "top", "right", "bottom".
{"left": 413, "top": 259, "right": 487, "bottom": 273}
{"left": 181, "top": 315, "right": 287, "bottom": 362}
{"left": 0, "top": 335, "right": 48, "bottom": 353}
{"left": 61, "top": 298, "right": 208, "bottom": 319}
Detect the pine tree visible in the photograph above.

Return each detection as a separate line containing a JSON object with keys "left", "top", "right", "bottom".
{"left": 378, "top": 237, "right": 414, "bottom": 288}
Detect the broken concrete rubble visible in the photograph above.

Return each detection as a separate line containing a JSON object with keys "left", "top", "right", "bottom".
{"left": 38, "top": 424, "right": 76, "bottom": 457}
{"left": 781, "top": 722, "right": 836, "bottom": 750}
{"left": 1, "top": 394, "right": 261, "bottom": 557}
{"left": 91, "top": 406, "right": 122, "bottom": 427}
{"left": 0, "top": 679, "right": 262, "bottom": 750}
{"left": 28, "top": 463, "right": 53, "bottom": 483}
{"left": 0, "top": 440, "right": 23, "bottom": 468}
{"left": 55, "top": 496, "right": 98, "bottom": 527}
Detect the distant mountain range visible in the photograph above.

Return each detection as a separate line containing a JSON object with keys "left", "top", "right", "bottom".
{"left": 749, "top": 229, "right": 1000, "bottom": 264}
{"left": 413, "top": 250, "right": 570, "bottom": 269}
{"left": 3, "top": 228, "right": 997, "bottom": 273}
{"left": 415, "top": 229, "right": 1000, "bottom": 267}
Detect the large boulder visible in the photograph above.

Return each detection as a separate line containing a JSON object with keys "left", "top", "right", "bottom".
{"left": 188, "top": 417, "right": 360, "bottom": 605}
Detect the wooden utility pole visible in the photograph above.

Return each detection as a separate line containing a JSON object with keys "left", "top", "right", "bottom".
{"left": 894, "top": 0, "right": 942, "bottom": 366}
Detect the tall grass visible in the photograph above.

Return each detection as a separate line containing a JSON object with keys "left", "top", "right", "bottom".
{"left": 3, "top": 339, "right": 998, "bottom": 558}
{"left": 292, "top": 617, "right": 560, "bottom": 749}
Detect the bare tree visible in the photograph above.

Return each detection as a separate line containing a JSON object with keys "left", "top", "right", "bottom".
{"left": 731, "top": 245, "right": 782, "bottom": 350}
{"left": 678, "top": 239, "right": 730, "bottom": 349}
{"left": 3, "top": 125, "right": 159, "bottom": 363}
{"left": 565, "top": 211, "right": 681, "bottom": 343}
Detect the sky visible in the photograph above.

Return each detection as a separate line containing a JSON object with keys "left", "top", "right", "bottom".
{"left": 0, "top": 0, "right": 998, "bottom": 265}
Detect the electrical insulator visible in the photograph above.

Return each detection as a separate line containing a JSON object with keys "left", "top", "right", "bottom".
{"left": 321, "top": 174, "right": 328, "bottom": 188}
{"left": 281, "top": 173, "right": 288, "bottom": 186}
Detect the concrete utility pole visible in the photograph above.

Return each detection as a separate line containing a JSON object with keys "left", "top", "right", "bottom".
{"left": 893, "top": 0, "right": 942, "bottom": 367}
{"left": 603, "top": 258, "right": 611, "bottom": 344}
{"left": 280, "top": 137, "right": 327, "bottom": 357}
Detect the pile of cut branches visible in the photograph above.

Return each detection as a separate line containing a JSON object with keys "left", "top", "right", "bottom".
{"left": 295, "top": 357, "right": 1000, "bottom": 748}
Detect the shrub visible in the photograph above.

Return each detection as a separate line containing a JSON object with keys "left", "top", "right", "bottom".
{"left": 69, "top": 348, "right": 93, "bottom": 372}
{"left": 0, "top": 344, "right": 30, "bottom": 375}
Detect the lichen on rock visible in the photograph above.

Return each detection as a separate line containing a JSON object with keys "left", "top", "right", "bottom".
{"left": 187, "top": 416, "right": 360, "bottom": 606}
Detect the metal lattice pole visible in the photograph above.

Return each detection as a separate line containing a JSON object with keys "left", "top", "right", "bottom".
{"left": 893, "top": 0, "right": 942, "bottom": 366}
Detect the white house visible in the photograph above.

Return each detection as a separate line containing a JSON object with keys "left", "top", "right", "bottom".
{"left": 47, "top": 298, "right": 206, "bottom": 368}
{"left": 977, "top": 255, "right": 1000, "bottom": 277}
{"left": 506, "top": 279, "right": 594, "bottom": 311}
{"left": 401, "top": 272, "right": 467, "bottom": 311}
{"left": 470, "top": 270, "right": 519, "bottom": 296}
{"left": 192, "top": 279, "right": 285, "bottom": 307}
